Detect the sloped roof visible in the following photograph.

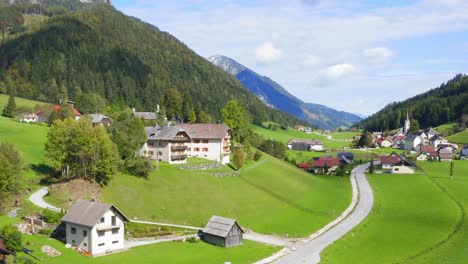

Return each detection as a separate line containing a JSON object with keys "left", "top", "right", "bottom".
{"left": 179, "top": 124, "right": 230, "bottom": 139}
{"left": 312, "top": 158, "right": 341, "bottom": 168}
{"left": 62, "top": 200, "right": 129, "bottom": 228}
{"left": 52, "top": 105, "right": 81, "bottom": 116}
{"left": 288, "top": 139, "right": 323, "bottom": 146}
{"left": 421, "top": 145, "right": 436, "bottom": 153}
{"left": 133, "top": 112, "right": 157, "bottom": 120}
{"left": 203, "top": 216, "right": 244, "bottom": 238}
{"left": 89, "top": 114, "right": 110, "bottom": 123}
{"left": 381, "top": 155, "right": 401, "bottom": 165}
{"left": 145, "top": 126, "right": 189, "bottom": 141}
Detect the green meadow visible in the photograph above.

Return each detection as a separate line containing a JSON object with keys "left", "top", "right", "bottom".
{"left": 447, "top": 129, "right": 468, "bottom": 145}
{"left": 321, "top": 169, "right": 460, "bottom": 264}
{"left": 434, "top": 123, "right": 457, "bottom": 135}
{"left": 0, "top": 94, "right": 47, "bottom": 112}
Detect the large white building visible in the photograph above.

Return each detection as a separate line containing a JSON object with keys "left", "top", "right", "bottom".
{"left": 140, "top": 124, "right": 231, "bottom": 165}
{"left": 61, "top": 200, "right": 129, "bottom": 256}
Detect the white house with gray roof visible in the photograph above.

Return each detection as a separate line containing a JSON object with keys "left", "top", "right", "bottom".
{"left": 61, "top": 200, "right": 129, "bottom": 256}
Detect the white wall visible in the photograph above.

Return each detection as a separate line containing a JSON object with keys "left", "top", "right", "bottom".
{"left": 392, "top": 166, "right": 414, "bottom": 174}
{"left": 90, "top": 209, "right": 125, "bottom": 255}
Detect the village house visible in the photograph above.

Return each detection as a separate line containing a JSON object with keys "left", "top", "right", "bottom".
{"left": 380, "top": 152, "right": 416, "bottom": 174}
{"left": 287, "top": 139, "right": 323, "bottom": 151}
{"left": 61, "top": 200, "right": 129, "bottom": 256}
{"left": 140, "top": 124, "right": 231, "bottom": 165}
{"left": 416, "top": 145, "right": 437, "bottom": 161}
{"left": 402, "top": 135, "right": 423, "bottom": 151}
{"left": 461, "top": 146, "right": 468, "bottom": 160}
{"left": 132, "top": 109, "right": 157, "bottom": 121}
{"left": 424, "top": 127, "right": 438, "bottom": 142}
{"left": 89, "top": 114, "right": 111, "bottom": 127}
{"left": 337, "top": 152, "right": 354, "bottom": 164}
{"left": 294, "top": 125, "right": 306, "bottom": 132}
{"left": 36, "top": 105, "right": 81, "bottom": 123}
{"left": 201, "top": 216, "right": 244, "bottom": 248}
{"left": 20, "top": 113, "right": 38, "bottom": 123}
{"left": 312, "top": 157, "right": 341, "bottom": 174}
{"left": 376, "top": 137, "right": 393, "bottom": 148}
{"left": 438, "top": 148, "right": 453, "bottom": 162}
{"left": 430, "top": 135, "right": 447, "bottom": 148}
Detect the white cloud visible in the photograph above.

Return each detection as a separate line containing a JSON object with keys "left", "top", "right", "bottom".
{"left": 364, "top": 47, "right": 394, "bottom": 63}
{"left": 255, "top": 42, "right": 284, "bottom": 63}
{"left": 323, "top": 63, "right": 356, "bottom": 79}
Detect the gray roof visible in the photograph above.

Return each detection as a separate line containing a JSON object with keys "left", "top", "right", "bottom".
{"left": 461, "top": 148, "right": 468, "bottom": 156}
{"left": 288, "top": 139, "right": 323, "bottom": 146}
{"left": 89, "top": 114, "right": 110, "bottom": 123}
{"left": 202, "top": 216, "right": 244, "bottom": 238}
{"left": 62, "top": 200, "right": 129, "bottom": 228}
{"left": 145, "top": 126, "right": 189, "bottom": 141}
{"left": 439, "top": 148, "right": 452, "bottom": 154}
{"left": 179, "top": 124, "right": 230, "bottom": 139}
{"left": 133, "top": 112, "right": 157, "bottom": 120}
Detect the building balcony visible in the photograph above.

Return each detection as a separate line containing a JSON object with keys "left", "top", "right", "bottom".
{"left": 173, "top": 137, "right": 189, "bottom": 142}
{"left": 171, "top": 154, "right": 188, "bottom": 161}
{"left": 171, "top": 145, "right": 188, "bottom": 151}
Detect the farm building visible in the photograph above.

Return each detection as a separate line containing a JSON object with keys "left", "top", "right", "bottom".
{"left": 312, "top": 157, "right": 341, "bottom": 174}
{"left": 201, "top": 216, "right": 244, "bottom": 248}
{"left": 438, "top": 148, "right": 453, "bottom": 162}
{"left": 380, "top": 152, "right": 416, "bottom": 174}
{"left": 61, "top": 200, "right": 129, "bottom": 256}
{"left": 337, "top": 152, "right": 354, "bottom": 164}
{"left": 287, "top": 139, "right": 323, "bottom": 151}
{"left": 89, "top": 114, "right": 112, "bottom": 127}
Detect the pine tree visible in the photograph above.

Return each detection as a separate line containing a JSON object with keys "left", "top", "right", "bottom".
{"left": 2, "top": 92, "right": 16, "bottom": 118}
{"left": 369, "top": 159, "right": 375, "bottom": 174}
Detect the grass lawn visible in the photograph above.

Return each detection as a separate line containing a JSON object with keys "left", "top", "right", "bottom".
{"left": 406, "top": 161, "right": 468, "bottom": 264}
{"left": 0, "top": 94, "right": 47, "bottom": 112}
{"left": 251, "top": 125, "right": 352, "bottom": 149}
{"left": 447, "top": 129, "right": 468, "bottom": 144}
{"left": 16, "top": 235, "right": 277, "bottom": 264}
{"left": 434, "top": 123, "right": 457, "bottom": 136}
{"left": 101, "top": 154, "right": 351, "bottom": 237}
{"left": 320, "top": 171, "right": 460, "bottom": 264}
{"left": 328, "top": 132, "right": 359, "bottom": 140}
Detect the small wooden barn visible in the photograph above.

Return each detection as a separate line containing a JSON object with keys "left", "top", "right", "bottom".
{"left": 201, "top": 216, "right": 244, "bottom": 248}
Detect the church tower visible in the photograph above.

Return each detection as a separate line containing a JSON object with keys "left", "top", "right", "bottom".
{"left": 404, "top": 110, "right": 410, "bottom": 135}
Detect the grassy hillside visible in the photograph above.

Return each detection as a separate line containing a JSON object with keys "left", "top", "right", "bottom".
{"left": 101, "top": 154, "right": 351, "bottom": 237}
{"left": 407, "top": 161, "right": 468, "bottom": 264}
{"left": 447, "top": 129, "right": 468, "bottom": 144}
{"left": 434, "top": 123, "right": 457, "bottom": 135}
{"left": 0, "top": 93, "right": 47, "bottom": 112}
{"left": 321, "top": 171, "right": 460, "bottom": 264}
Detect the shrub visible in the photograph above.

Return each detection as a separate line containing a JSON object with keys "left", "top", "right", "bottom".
{"left": 38, "top": 228, "right": 53, "bottom": 236}
{"left": 0, "top": 224, "right": 22, "bottom": 252}
{"left": 125, "top": 157, "right": 153, "bottom": 178}
{"left": 186, "top": 236, "right": 198, "bottom": 243}
{"left": 254, "top": 151, "right": 263, "bottom": 161}
{"left": 42, "top": 210, "right": 64, "bottom": 224}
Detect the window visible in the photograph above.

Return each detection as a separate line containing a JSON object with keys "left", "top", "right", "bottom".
{"left": 100, "top": 217, "right": 105, "bottom": 223}
{"left": 112, "top": 216, "right": 116, "bottom": 226}
{"left": 148, "top": 151, "right": 154, "bottom": 156}
{"left": 187, "top": 147, "right": 191, "bottom": 151}
{"left": 194, "top": 140, "right": 200, "bottom": 144}
{"left": 194, "top": 148, "right": 200, "bottom": 152}
{"left": 112, "top": 228, "right": 119, "bottom": 234}
{"left": 202, "top": 148, "right": 208, "bottom": 152}
{"left": 158, "top": 151, "right": 163, "bottom": 156}
{"left": 202, "top": 140, "right": 209, "bottom": 144}
{"left": 83, "top": 243, "right": 87, "bottom": 247}
{"left": 71, "top": 227, "right": 76, "bottom": 234}
{"left": 72, "top": 240, "right": 76, "bottom": 244}
{"left": 395, "top": 168, "right": 400, "bottom": 171}
{"left": 83, "top": 230, "right": 87, "bottom": 237}
{"left": 98, "top": 243, "right": 105, "bottom": 247}
{"left": 112, "top": 241, "right": 119, "bottom": 244}
{"left": 98, "top": 231, "right": 105, "bottom": 237}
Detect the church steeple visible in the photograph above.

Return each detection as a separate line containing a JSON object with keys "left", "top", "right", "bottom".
{"left": 404, "top": 110, "right": 411, "bottom": 135}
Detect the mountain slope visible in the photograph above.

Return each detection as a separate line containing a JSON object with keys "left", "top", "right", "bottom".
{"left": 0, "top": 4, "right": 302, "bottom": 126}
{"left": 208, "top": 55, "right": 363, "bottom": 130}
{"left": 359, "top": 74, "right": 468, "bottom": 131}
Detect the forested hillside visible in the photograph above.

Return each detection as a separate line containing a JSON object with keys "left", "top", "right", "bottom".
{"left": 359, "top": 74, "right": 468, "bottom": 131}
{"left": 0, "top": 2, "right": 301, "bottom": 126}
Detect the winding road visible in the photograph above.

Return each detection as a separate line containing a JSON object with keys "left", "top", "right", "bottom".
{"left": 30, "top": 163, "right": 375, "bottom": 263}
{"left": 269, "top": 163, "right": 374, "bottom": 264}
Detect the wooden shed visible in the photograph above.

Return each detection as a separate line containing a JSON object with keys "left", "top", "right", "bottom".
{"left": 201, "top": 216, "right": 244, "bottom": 248}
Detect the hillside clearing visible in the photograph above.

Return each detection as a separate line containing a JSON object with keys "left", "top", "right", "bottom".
{"left": 320, "top": 171, "right": 460, "bottom": 264}
{"left": 447, "top": 129, "right": 468, "bottom": 144}
{"left": 0, "top": 94, "right": 47, "bottom": 112}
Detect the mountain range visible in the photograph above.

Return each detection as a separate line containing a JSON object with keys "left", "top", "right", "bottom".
{"left": 0, "top": 2, "right": 303, "bottom": 127}
{"left": 208, "top": 55, "right": 363, "bottom": 130}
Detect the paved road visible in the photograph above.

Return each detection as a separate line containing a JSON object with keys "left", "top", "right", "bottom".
{"left": 271, "top": 163, "right": 374, "bottom": 264}
{"left": 29, "top": 187, "right": 62, "bottom": 212}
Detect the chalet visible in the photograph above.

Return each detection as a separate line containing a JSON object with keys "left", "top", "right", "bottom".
{"left": 140, "top": 124, "right": 231, "bottom": 165}
{"left": 416, "top": 146, "right": 437, "bottom": 161}
{"left": 376, "top": 137, "right": 393, "bottom": 148}
{"left": 295, "top": 125, "right": 306, "bottom": 132}
{"left": 132, "top": 110, "right": 157, "bottom": 121}
{"left": 312, "top": 157, "right": 341, "bottom": 174}
{"left": 461, "top": 147, "right": 468, "bottom": 160}
{"left": 0, "top": 239, "right": 15, "bottom": 262}
{"left": 201, "top": 216, "right": 244, "bottom": 248}
{"left": 140, "top": 126, "right": 191, "bottom": 164}
{"left": 402, "top": 135, "right": 423, "bottom": 151}
{"left": 89, "top": 114, "right": 111, "bottom": 127}
{"left": 380, "top": 152, "right": 415, "bottom": 174}
{"left": 180, "top": 124, "right": 231, "bottom": 165}
{"left": 424, "top": 127, "right": 438, "bottom": 141}
{"left": 430, "top": 135, "right": 447, "bottom": 148}
{"left": 20, "top": 113, "right": 38, "bottom": 123}
{"left": 61, "top": 200, "right": 129, "bottom": 256}
{"left": 287, "top": 139, "right": 323, "bottom": 151}
{"left": 438, "top": 148, "right": 453, "bottom": 162}
{"left": 337, "top": 152, "right": 354, "bottom": 164}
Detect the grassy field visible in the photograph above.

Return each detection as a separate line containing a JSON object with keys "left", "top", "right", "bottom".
{"left": 406, "top": 161, "right": 468, "bottom": 264}
{"left": 14, "top": 235, "right": 277, "bottom": 264}
{"left": 447, "top": 129, "right": 468, "bottom": 144}
{"left": 100, "top": 154, "right": 351, "bottom": 237}
{"left": 251, "top": 125, "right": 352, "bottom": 149}
{"left": 328, "top": 131, "right": 359, "bottom": 140}
{"left": 321, "top": 171, "right": 460, "bottom": 264}
{"left": 434, "top": 123, "right": 457, "bottom": 135}
{"left": 0, "top": 94, "right": 47, "bottom": 112}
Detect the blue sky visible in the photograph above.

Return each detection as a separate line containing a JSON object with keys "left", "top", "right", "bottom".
{"left": 112, "top": 0, "right": 468, "bottom": 115}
